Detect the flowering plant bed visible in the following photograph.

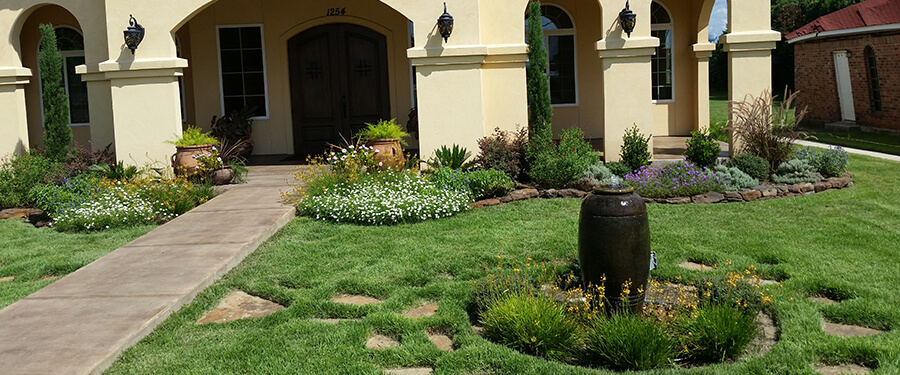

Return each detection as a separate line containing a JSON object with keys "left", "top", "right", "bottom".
{"left": 641, "top": 173, "right": 853, "bottom": 204}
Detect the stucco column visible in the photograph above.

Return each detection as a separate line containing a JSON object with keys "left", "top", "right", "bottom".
{"left": 78, "top": 58, "right": 186, "bottom": 166}
{"left": 409, "top": 44, "right": 528, "bottom": 161}
{"left": 720, "top": 31, "right": 780, "bottom": 154}
{"left": 693, "top": 43, "right": 715, "bottom": 133}
{"left": 0, "top": 67, "right": 32, "bottom": 155}
{"left": 595, "top": 37, "right": 659, "bottom": 162}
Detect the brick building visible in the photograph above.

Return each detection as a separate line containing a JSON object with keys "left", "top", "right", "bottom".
{"left": 787, "top": 0, "right": 900, "bottom": 132}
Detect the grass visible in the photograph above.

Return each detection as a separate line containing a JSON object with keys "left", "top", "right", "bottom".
{"left": 107, "top": 152, "right": 900, "bottom": 374}
{"left": 0, "top": 220, "right": 152, "bottom": 309}
{"left": 805, "top": 131, "right": 900, "bottom": 156}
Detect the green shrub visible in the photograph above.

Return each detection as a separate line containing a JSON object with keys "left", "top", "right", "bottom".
{"left": 619, "top": 124, "right": 651, "bottom": 173}
{"left": 0, "top": 150, "right": 62, "bottom": 208}
{"left": 797, "top": 146, "right": 848, "bottom": 178}
{"left": 427, "top": 144, "right": 473, "bottom": 170}
{"left": 355, "top": 118, "right": 409, "bottom": 146}
{"left": 713, "top": 165, "right": 759, "bottom": 191}
{"left": 480, "top": 292, "right": 577, "bottom": 361}
{"left": 475, "top": 127, "right": 528, "bottom": 181}
{"left": 28, "top": 174, "right": 101, "bottom": 216}
{"left": 427, "top": 167, "right": 470, "bottom": 194}
{"left": 467, "top": 169, "right": 514, "bottom": 200}
{"left": 529, "top": 128, "right": 600, "bottom": 188}
{"left": 298, "top": 172, "right": 471, "bottom": 225}
{"left": 679, "top": 304, "right": 759, "bottom": 363}
{"left": 39, "top": 24, "right": 72, "bottom": 162}
{"left": 729, "top": 89, "right": 807, "bottom": 173}
{"left": 709, "top": 120, "right": 729, "bottom": 142}
{"left": 605, "top": 161, "right": 631, "bottom": 177}
{"left": 727, "top": 153, "right": 769, "bottom": 181}
{"left": 585, "top": 313, "right": 675, "bottom": 371}
{"left": 772, "top": 159, "right": 823, "bottom": 184}
{"left": 168, "top": 126, "right": 219, "bottom": 147}
{"left": 580, "top": 164, "right": 613, "bottom": 187}
{"left": 683, "top": 130, "right": 721, "bottom": 168}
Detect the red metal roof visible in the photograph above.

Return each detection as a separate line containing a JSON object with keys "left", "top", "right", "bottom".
{"left": 785, "top": 0, "right": 900, "bottom": 41}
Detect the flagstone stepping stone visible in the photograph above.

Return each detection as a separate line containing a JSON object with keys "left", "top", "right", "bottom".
{"left": 0, "top": 276, "right": 14, "bottom": 283}
{"left": 427, "top": 333, "right": 454, "bottom": 351}
{"left": 471, "top": 325, "right": 484, "bottom": 335}
{"left": 403, "top": 303, "right": 439, "bottom": 318}
{"left": 744, "top": 312, "right": 779, "bottom": 359}
{"left": 678, "top": 261, "right": 714, "bottom": 271}
{"left": 37, "top": 276, "right": 57, "bottom": 282}
{"left": 383, "top": 368, "right": 433, "bottom": 375}
{"left": 309, "top": 318, "right": 361, "bottom": 324}
{"left": 331, "top": 294, "right": 383, "bottom": 306}
{"left": 809, "top": 296, "right": 838, "bottom": 304}
{"left": 822, "top": 320, "right": 883, "bottom": 337}
{"left": 758, "top": 279, "right": 779, "bottom": 286}
{"left": 366, "top": 333, "right": 399, "bottom": 350}
{"left": 815, "top": 364, "right": 871, "bottom": 375}
{"left": 196, "top": 291, "right": 285, "bottom": 324}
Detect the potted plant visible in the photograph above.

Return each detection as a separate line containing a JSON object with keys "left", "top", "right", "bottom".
{"left": 193, "top": 146, "right": 233, "bottom": 185}
{"left": 211, "top": 106, "right": 255, "bottom": 158}
{"left": 355, "top": 118, "right": 409, "bottom": 168}
{"left": 168, "top": 126, "right": 219, "bottom": 178}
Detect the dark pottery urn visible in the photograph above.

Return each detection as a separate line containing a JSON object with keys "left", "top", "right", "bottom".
{"left": 578, "top": 184, "right": 650, "bottom": 314}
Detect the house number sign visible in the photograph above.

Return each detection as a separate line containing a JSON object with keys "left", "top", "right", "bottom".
{"left": 326, "top": 8, "right": 347, "bottom": 16}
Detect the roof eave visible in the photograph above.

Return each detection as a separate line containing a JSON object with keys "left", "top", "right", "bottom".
{"left": 787, "top": 23, "right": 900, "bottom": 44}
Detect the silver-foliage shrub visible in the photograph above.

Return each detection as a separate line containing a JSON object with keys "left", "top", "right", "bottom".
{"left": 713, "top": 165, "right": 758, "bottom": 191}
{"left": 772, "top": 159, "right": 823, "bottom": 184}
{"left": 582, "top": 164, "right": 613, "bottom": 186}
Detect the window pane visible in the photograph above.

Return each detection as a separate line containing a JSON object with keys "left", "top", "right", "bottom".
{"left": 219, "top": 28, "right": 241, "bottom": 50}
{"left": 66, "top": 56, "right": 89, "bottom": 123}
{"left": 222, "top": 73, "right": 244, "bottom": 96}
{"left": 548, "top": 35, "right": 576, "bottom": 105}
{"left": 243, "top": 73, "right": 265, "bottom": 95}
{"left": 245, "top": 96, "right": 266, "bottom": 116}
{"left": 223, "top": 97, "right": 245, "bottom": 115}
{"left": 55, "top": 28, "right": 84, "bottom": 51}
{"left": 651, "top": 30, "right": 673, "bottom": 101}
{"left": 240, "top": 27, "right": 262, "bottom": 49}
{"left": 242, "top": 50, "right": 264, "bottom": 72}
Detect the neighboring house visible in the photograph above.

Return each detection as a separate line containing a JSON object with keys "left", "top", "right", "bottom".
{"left": 786, "top": 0, "right": 900, "bottom": 132}
{"left": 1, "top": 0, "right": 778, "bottom": 164}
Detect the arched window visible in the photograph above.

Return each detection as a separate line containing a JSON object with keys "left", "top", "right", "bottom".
{"left": 864, "top": 46, "right": 882, "bottom": 112}
{"left": 40, "top": 27, "right": 89, "bottom": 125}
{"left": 651, "top": 2, "right": 673, "bottom": 101}
{"left": 525, "top": 5, "right": 577, "bottom": 105}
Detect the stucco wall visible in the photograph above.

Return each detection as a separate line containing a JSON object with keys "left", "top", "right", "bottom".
{"left": 180, "top": 0, "right": 413, "bottom": 155}
{"left": 794, "top": 33, "right": 900, "bottom": 131}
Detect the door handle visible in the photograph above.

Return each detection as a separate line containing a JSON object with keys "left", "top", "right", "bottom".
{"left": 341, "top": 95, "right": 348, "bottom": 119}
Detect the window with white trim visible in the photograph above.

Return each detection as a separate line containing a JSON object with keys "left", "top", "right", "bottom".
{"left": 217, "top": 26, "right": 268, "bottom": 117}
{"left": 651, "top": 2, "right": 673, "bottom": 101}
{"left": 525, "top": 5, "right": 577, "bottom": 105}
{"left": 41, "top": 27, "right": 89, "bottom": 126}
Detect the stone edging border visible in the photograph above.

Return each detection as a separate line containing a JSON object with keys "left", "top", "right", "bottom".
{"left": 474, "top": 174, "right": 853, "bottom": 208}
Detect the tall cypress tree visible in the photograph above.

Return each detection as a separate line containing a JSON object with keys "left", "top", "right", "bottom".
{"left": 526, "top": 1, "right": 552, "bottom": 141}
{"left": 39, "top": 23, "right": 72, "bottom": 162}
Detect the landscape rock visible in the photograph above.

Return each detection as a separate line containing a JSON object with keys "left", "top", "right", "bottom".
{"left": 642, "top": 197, "right": 657, "bottom": 204}
{"left": 801, "top": 183, "right": 815, "bottom": 192}
{"left": 540, "top": 189, "right": 559, "bottom": 198}
{"left": 499, "top": 189, "right": 538, "bottom": 203}
{"left": 789, "top": 183, "right": 804, "bottom": 193}
{"left": 558, "top": 188, "right": 587, "bottom": 198}
{"left": 692, "top": 192, "right": 724, "bottom": 204}
{"left": 813, "top": 182, "right": 829, "bottom": 193}
{"left": 366, "top": 334, "right": 399, "bottom": 349}
{"left": 473, "top": 199, "right": 501, "bottom": 208}
{"left": 196, "top": 291, "right": 285, "bottom": 324}
{"left": 740, "top": 190, "right": 762, "bottom": 201}
{"left": 761, "top": 188, "right": 778, "bottom": 198}
{"left": 28, "top": 209, "right": 51, "bottom": 225}
{"left": 724, "top": 191, "right": 744, "bottom": 202}
{"left": 0, "top": 208, "right": 29, "bottom": 220}
{"left": 665, "top": 197, "right": 691, "bottom": 204}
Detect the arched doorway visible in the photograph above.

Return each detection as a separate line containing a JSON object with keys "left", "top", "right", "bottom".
{"left": 288, "top": 23, "right": 390, "bottom": 155}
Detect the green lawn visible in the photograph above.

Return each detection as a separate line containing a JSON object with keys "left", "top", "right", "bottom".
{"left": 0, "top": 221, "right": 152, "bottom": 308}
{"left": 107, "top": 152, "right": 900, "bottom": 374}
{"left": 805, "top": 131, "right": 900, "bottom": 156}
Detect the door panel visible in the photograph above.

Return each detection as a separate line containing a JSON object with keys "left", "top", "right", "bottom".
{"left": 289, "top": 24, "right": 390, "bottom": 155}
{"left": 833, "top": 51, "right": 856, "bottom": 122}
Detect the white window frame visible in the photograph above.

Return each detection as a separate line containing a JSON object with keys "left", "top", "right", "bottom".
{"left": 175, "top": 34, "right": 187, "bottom": 124}
{"left": 37, "top": 25, "right": 90, "bottom": 127}
{"left": 651, "top": 1, "right": 675, "bottom": 104}
{"left": 215, "top": 24, "right": 270, "bottom": 120}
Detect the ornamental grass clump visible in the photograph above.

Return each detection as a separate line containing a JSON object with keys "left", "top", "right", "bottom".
{"left": 297, "top": 172, "right": 471, "bottom": 225}
{"left": 797, "top": 146, "right": 848, "bottom": 177}
{"left": 584, "top": 312, "right": 676, "bottom": 371}
{"left": 480, "top": 292, "right": 578, "bottom": 361}
{"left": 624, "top": 162, "right": 726, "bottom": 198}
{"left": 728, "top": 89, "right": 807, "bottom": 173}
{"left": 678, "top": 304, "right": 760, "bottom": 364}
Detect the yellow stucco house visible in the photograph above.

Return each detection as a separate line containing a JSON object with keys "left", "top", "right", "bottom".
{"left": 1, "top": 0, "right": 779, "bottom": 164}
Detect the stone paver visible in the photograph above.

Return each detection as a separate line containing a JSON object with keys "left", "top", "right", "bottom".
{"left": 678, "top": 261, "right": 714, "bottom": 271}
{"left": 0, "top": 276, "right": 13, "bottom": 282}
{"left": 332, "top": 294, "right": 383, "bottom": 306}
{"left": 366, "top": 334, "right": 399, "bottom": 349}
{"left": 384, "top": 368, "right": 433, "bottom": 375}
{"left": 403, "top": 303, "right": 439, "bottom": 318}
{"left": 0, "top": 165, "right": 297, "bottom": 375}
{"left": 815, "top": 364, "right": 872, "bottom": 375}
{"left": 809, "top": 296, "right": 839, "bottom": 304}
{"left": 427, "top": 333, "right": 454, "bottom": 351}
{"left": 822, "top": 320, "right": 883, "bottom": 337}
{"left": 309, "top": 318, "right": 361, "bottom": 324}
{"left": 196, "top": 291, "right": 285, "bottom": 324}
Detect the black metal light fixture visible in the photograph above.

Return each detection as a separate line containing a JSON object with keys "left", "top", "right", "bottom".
{"left": 437, "top": 2, "right": 454, "bottom": 43}
{"left": 619, "top": 0, "right": 637, "bottom": 38}
{"left": 123, "top": 15, "right": 145, "bottom": 55}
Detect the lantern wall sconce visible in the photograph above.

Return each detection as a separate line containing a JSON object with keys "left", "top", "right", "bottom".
{"left": 437, "top": 2, "right": 454, "bottom": 43}
{"left": 123, "top": 15, "right": 145, "bottom": 55}
{"left": 619, "top": 0, "right": 636, "bottom": 38}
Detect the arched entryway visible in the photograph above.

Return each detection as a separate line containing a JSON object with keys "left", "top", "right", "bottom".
{"left": 288, "top": 23, "right": 390, "bottom": 154}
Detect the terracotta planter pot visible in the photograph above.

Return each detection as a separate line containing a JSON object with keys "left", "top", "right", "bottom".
{"left": 172, "top": 144, "right": 215, "bottom": 178}
{"left": 208, "top": 166, "right": 234, "bottom": 185}
{"left": 366, "top": 139, "right": 403, "bottom": 168}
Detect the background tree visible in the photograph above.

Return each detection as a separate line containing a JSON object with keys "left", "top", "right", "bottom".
{"left": 526, "top": 0, "right": 552, "bottom": 141}
{"left": 39, "top": 23, "right": 72, "bottom": 162}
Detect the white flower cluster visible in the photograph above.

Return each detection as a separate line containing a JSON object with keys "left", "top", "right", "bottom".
{"left": 53, "top": 188, "right": 174, "bottom": 231}
{"left": 298, "top": 174, "right": 472, "bottom": 225}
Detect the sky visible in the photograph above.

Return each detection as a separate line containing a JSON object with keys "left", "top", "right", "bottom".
{"left": 709, "top": 0, "right": 728, "bottom": 42}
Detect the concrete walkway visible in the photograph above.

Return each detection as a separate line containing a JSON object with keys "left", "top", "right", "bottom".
{"left": 796, "top": 139, "right": 900, "bottom": 162}
{"left": 0, "top": 165, "right": 298, "bottom": 374}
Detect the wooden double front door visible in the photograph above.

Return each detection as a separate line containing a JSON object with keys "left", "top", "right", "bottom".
{"left": 289, "top": 23, "right": 391, "bottom": 155}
